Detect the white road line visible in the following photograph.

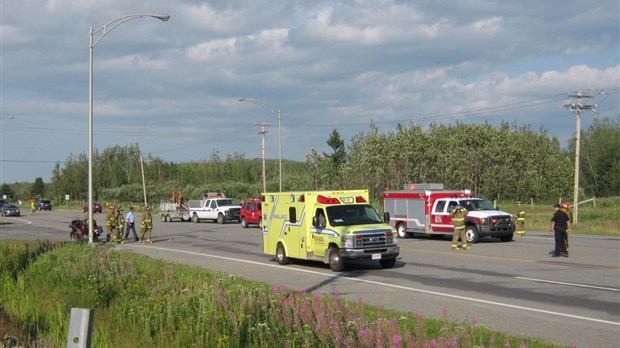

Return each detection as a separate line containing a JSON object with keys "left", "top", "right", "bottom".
{"left": 0, "top": 217, "right": 33, "bottom": 226}
{"left": 515, "top": 276, "right": 620, "bottom": 292}
{"left": 137, "top": 245, "right": 620, "bottom": 327}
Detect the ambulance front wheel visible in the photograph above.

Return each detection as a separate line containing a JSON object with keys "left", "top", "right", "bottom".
{"left": 328, "top": 247, "right": 346, "bottom": 272}
{"left": 275, "top": 243, "right": 290, "bottom": 265}
{"left": 396, "top": 223, "right": 408, "bottom": 239}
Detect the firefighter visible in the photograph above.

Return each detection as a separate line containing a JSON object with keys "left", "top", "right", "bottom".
{"left": 106, "top": 205, "right": 116, "bottom": 241}
{"left": 30, "top": 199, "right": 36, "bottom": 215}
{"left": 140, "top": 207, "right": 153, "bottom": 244}
{"left": 561, "top": 202, "right": 572, "bottom": 255}
{"left": 451, "top": 205, "right": 470, "bottom": 250}
{"left": 116, "top": 207, "right": 126, "bottom": 244}
{"left": 515, "top": 201, "right": 526, "bottom": 236}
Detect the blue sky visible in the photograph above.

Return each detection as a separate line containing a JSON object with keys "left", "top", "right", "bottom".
{"left": 1, "top": 0, "right": 618, "bottom": 184}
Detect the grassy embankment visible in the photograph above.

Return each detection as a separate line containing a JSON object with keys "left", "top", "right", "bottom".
{"left": 502, "top": 197, "right": 620, "bottom": 236}
{"left": 0, "top": 240, "right": 562, "bottom": 347}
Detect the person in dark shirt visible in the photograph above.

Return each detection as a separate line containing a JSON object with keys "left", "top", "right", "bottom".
{"left": 549, "top": 203, "right": 571, "bottom": 257}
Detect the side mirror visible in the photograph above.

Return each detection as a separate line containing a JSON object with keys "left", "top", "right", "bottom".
{"left": 383, "top": 212, "right": 390, "bottom": 223}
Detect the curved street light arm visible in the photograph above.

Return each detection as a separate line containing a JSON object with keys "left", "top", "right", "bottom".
{"left": 91, "top": 14, "right": 170, "bottom": 48}
{"left": 238, "top": 98, "right": 277, "bottom": 115}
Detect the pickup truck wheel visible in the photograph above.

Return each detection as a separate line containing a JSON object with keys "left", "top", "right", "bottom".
{"left": 192, "top": 213, "right": 199, "bottom": 223}
{"left": 380, "top": 258, "right": 396, "bottom": 269}
{"left": 241, "top": 217, "right": 248, "bottom": 228}
{"left": 396, "top": 222, "right": 408, "bottom": 239}
{"left": 328, "top": 247, "right": 346, "bottom": 272}
{"left": 217, "top": 214, "right": 225, "bottom": 224}
{"left": 275, "top": 243, "right": 289, "bottom": 265}
{"left": 465, "top": 225, "right": 481, "bottom": 243}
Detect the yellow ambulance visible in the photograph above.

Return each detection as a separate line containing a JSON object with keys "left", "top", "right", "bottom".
{"left": 261, "top": 190, "right": 400, "bottom": 272}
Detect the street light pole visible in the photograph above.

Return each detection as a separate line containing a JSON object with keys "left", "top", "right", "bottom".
{"left": 238, "top": 98, "right": 283, "bottom": 192}
{"left": 256, "top": 123, "right": 271, "bottom": 193}
{"left": 88, "top": 14, "right": 169, "bottom": 245}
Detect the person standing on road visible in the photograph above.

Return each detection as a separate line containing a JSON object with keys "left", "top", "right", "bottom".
{"left": 451, "top": 205, "right": 470, "bottom": 250}
{"left": 139, "top": 207, "right": 153, "bottom": 244}
{"left": 124, "top": 206, "right": 139, "bottom": 242}
{"left": 561, "top": 202, "right": 572, "bottom": 255}
{"left": 116, "top": 207, "right": 126, "bottom": 244}
{"left": 515, "top": 201, "right": 526, "bottom": 236}
{"left": 106, "top": 205, "right": 116, "bottom": 242}
{"left": 30, "top": 199, "right": 36, "bottom": 215}
{"left": 549, "top": 203, "right": 570, "bottom": 257}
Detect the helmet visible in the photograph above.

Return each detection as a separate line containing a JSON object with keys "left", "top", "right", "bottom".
{"left": 455, "top": 205, "right": 462, "bottom": 210}
{"left": 561, "top": 202, "right": 570, "bottom": 210}
{"left": 109, "top": 205, "right": 115, "bottom": 210}
{"left": 516, "top": 201, "right": 523, "bottom": 205}
{"left": 145, "top": 207, "right": 151, "bottom": 212}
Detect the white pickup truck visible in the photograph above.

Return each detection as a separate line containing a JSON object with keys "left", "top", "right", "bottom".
{"left": 188, "top": 194, "right": 241, "bottom": 224}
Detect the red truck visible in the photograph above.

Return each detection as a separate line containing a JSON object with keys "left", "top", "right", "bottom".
{"left": 383, "top": 183, "right": 515, "bottom": 243}
{"left": 240, "top": 198, "right": 262, "bottom": 228}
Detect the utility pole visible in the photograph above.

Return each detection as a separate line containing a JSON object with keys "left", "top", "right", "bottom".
{"left": 564, "top": 91, "right": 597, "bottom": 224}
{"left": 256, "top": 123, "right": 272, "bottom": 193}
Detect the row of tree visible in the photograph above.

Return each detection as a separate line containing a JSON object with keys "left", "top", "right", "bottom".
{"left": 2, "top": 117, "right": 618, "bottom": 206}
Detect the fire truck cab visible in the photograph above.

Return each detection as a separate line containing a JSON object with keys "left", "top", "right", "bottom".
{"left": 262, "top": 190, "right": 400, "bottom": 272}
{"left": 383, "top": 183, "right": 515, "bottom": 243}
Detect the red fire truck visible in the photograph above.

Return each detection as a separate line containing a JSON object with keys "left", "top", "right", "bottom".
{"left": 383, "top": 183, "right": 515, "bottom": 243}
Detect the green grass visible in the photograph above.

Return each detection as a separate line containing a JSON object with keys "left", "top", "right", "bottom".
{"left": 501, "top": 197, "right": 620, "bottom": 236}
{"left": 0, "top": 240, "right": 562, "bottom": 347}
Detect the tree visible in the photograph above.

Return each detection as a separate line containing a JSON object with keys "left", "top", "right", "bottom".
{"left": 324, "top": 129, "right": 347, "bottom": 168}
{"left": 1, "top": 183, "right": 14, "bottom": 200}
{"left": 31, "top": 177, "right": 45, "bottom": 198}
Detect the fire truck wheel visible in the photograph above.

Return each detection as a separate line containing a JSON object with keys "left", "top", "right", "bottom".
{"left": 328, "top": 247, "right": 346, "bottom": 272}
{"left": 258, "top": 218, "right": 263, "bottom": 230}
{"left": 241, "top": 217, "right": 248, "bottom": 228}
{"left": 380, "top": 258, "right": 396, "bottom": 269}
{"left": 465, "top": 225, "right": 480, "bottom": 243}
{"left": 396, "top": 223, "right": 408, "bottom": 239}
{"left": 275, "top": 243, "right": 289, "bottom": 265}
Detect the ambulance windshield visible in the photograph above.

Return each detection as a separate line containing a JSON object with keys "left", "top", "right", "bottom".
{"left": 325, "top": 204, "right": 383, "bottom": 226}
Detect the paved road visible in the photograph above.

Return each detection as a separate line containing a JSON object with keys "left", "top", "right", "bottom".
{"left": 2, "top": 209, "right": 619, "bottom": 347}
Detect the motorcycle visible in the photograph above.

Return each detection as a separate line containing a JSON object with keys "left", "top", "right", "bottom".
{"left": 69, "top": 218, "right": 102, "bottom": 242}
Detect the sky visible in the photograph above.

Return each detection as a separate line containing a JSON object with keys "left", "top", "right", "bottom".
{"left": 1, "top": 0, "right": 619, "bottom": 184}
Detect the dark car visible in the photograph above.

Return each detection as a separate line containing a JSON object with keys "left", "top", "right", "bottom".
{"left": 37, "top": 199, "right": 53, "bottom": 211}
{"left": 240, "top": 198, "right": 262, "bottom": 228}
{"left": 0, "top": 199, "right": 6, "bottom": 208}
{"left": 83, "top": 202, "right": 102, "bottom": 213}
{"left": 1, "top": 204, "right": 21, "bottom": 217}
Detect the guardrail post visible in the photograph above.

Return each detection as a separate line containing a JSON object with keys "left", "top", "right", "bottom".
{"left": 67, "top": 308, "right": 94, "bottom": 348}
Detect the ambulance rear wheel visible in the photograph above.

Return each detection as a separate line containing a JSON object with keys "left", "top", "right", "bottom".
{"left": 328, "top": 247, "right": 345, "bottom": 272}
{"left": 465, "top": 225, "right": 480, "bottom": 243}
{"left": 380, "top": 258, "right": 396, "bottom": 269}
{"left": 161, "top": 215, "right": 166, "bottom": 222}
{"left": 275, "top": 243, "right": 289, "bottom": 265}
{"left": 396, "top": 223, "right": 408, "bottom": 239}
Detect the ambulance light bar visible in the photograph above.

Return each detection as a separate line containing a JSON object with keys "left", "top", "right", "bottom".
{"left": 317, "top": 195, "right": 340, "bottom": 204}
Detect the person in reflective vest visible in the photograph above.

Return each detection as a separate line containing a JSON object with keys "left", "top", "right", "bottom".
{"left": 451, "top": 205, "right": 470, "bottom": 250}
{"left": 140, "top": 207, "right": 153, "bottom": 244}
{"left": 515, "top": 201, "right": 526, "bottom": 236}
{"left": 106, "top": 205, "right": 116, "bottom": 242}
{"left": 116, "top": 207, "right": 126, "bottom": 244}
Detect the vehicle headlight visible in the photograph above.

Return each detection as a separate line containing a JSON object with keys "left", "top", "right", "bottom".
{"left": 480, "top": 218, "right": 487, "bottom": 225}
{"left": 342, "top": 236, "right": 354, "bottom": 248}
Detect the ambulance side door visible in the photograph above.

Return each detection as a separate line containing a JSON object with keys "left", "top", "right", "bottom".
{"left": 309, "top": 208, "right": 328, "bottom": 257}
